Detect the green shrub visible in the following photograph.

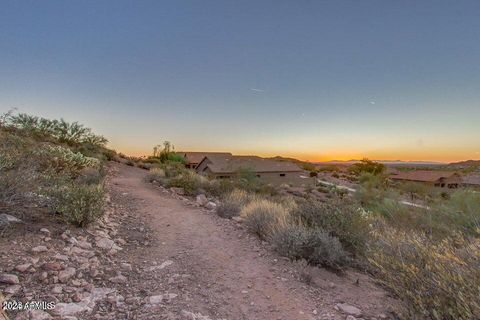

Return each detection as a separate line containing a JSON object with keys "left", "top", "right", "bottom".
{"left": 292, "top": 198, "right": 370, "bottom": 254}
{"left": 270, "top": 224, "right": 349, "bottom": 269}
{"left": 369, "top": 228, "right": 480, "bottom": 319}
{"left": 203, "top": 179, "right": 234, "bottom": 197}
{"left": 241, "top": 199, "right": 289, "bottom": 239}
{"left": 167, "top": 171, "right": 207, "bottom": 195}
{"left": 52, "top": 184, "right": 105, "bottom": 227}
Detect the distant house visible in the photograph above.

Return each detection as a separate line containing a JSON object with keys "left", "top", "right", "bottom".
{"left": 178, "top": 152, "right": 232, "bottom": 169}
{"left": 195, "top": 154, "right": 311, "bottom": 186}
{"left": 461, "top": 174, "right": 480, "bottom": 189}
{"left": 390, "top": 170, "right": 461, "bottom": 188}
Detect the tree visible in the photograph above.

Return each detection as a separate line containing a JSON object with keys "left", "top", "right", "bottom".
{"left": 348, "top": 158, "right": 386, "bottom": 176}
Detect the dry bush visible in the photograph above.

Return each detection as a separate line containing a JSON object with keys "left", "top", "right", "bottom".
{"left": 292, "top": 198, "right": 370, "bottom": 254}
{"left": 241, "top": 199, "right": 289, "bottom": 239}
{"left": 217, "top": 189, "right": 255, "bottom": 218}
{"left": 145, "top": 168, "right": 166, "bottom": 184}
{"left": 270, "top": 224, "right": 349, "bottom": 269}
{"left": 51, "top": 184, "right": 105, "bottom": 227}
{"left": 75, "top": 167, "right": 105, "bottom": 185}
{"left": 369, "top": 228, "right": 480, "bottom": 319}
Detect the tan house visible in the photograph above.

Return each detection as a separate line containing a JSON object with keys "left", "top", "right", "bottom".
{"left": 390, "top": 170, "right": 462, "bottom": 188}
{"left": 461, "top": 174, "right": 480, "bottom": 190}
{"left": 195, "top": 154, "right": 312, "bottom": 186}
{"left": 178, "top": 152, "right": 232, "bottom": 169}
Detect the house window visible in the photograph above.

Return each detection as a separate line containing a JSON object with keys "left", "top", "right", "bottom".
{"left": 279, "top": 173, "right": 286, "bottom": 177}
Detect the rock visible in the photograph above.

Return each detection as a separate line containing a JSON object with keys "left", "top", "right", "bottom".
{"left": 58, "top": 267, "right": 76, "bottom": 283}
{"left": 346, "top": 316, "right": 357, "bottom": 320}
{"left": 95, "top": 238, "right": 121, "bottom": 251}
{"left": 15, "top": 263, "right": 32, "bottom": 273}
{"left": 148, "top": 295, "right": 164, "bottom": 304}
{"left": 196, "top": 194, "right": 208, "bottom": 206}
{"left": 31, "top": 246, "right": 48, "bottom": 253}
{"left": 120, "top": 263, "right": 132, "bottom": 271}
{"left": 52, "top": 285, "right": 63, "bottom": 294}
{"left": 147, "top": 260, "right": 173, "bottom": 271}
{"left": 53, "top": 254, "right": 69, "bottom": 261}
{"left": 42, "top": 262, "right": 64, "bottom": 271}
{"left": 0, "top": 213, "right": 23, "bottom": 226}
{"left": 4, "top": 284, "right": 21, "bottom": 295}
{"left": 40, "top": 228, "right": 51, "bottom": 235}
{"left": 31, "top": 309, "right": 53, "bottom": 320}
{"left": 148, "top": 293, "right": 177, "bottom": 304}
{"left": 336, "top": 303, "right": 362, "bottom": 317}
{"left": 52, "top": 302, "right": 91, "bottom": 317}
{"left": 109, "top": 275, "right": 127, "bottom": 284}
{"left": 232, "top": 216, "right": 244, "bottom": 223}
{"left": 0, "top": 273, "right": 19, "bottom": 285}
{"left": 170, "top": 187, "right": 185, "bottom": 195}
{"left": 21, "top": 310, "right": 52, "bottom": 320}
{"left": 76, "top": 240, "right": 92, "bottom": 249}
{"left": 205, "top": 202, "right": 217, "bottom": 210}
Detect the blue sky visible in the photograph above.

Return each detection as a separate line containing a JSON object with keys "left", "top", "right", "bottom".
{"left": 1, "top": 1, "right": 479, "bottom": 161}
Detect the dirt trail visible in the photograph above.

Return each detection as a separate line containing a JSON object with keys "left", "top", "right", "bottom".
{"left": 108, "top": 163, "right": 400, "bottom": 320}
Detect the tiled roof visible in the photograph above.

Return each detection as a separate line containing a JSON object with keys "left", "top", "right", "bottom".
{"left": 180, "top": 152, "right": 232, "bottom": 164}
{"left": 200, "top": 154, "right": 302, "bottom": 174}
{"left": 390, "top": 170, "right": 459, "bottom": 182}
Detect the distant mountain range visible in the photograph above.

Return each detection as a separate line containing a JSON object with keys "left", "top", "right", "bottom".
{"left": 447, "top": 160, "right": 480, "bottom": 168}
{"left": 318, "top": 160, "right": 445, "bottom": 166}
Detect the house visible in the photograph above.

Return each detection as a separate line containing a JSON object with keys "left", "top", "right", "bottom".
{"left": 195, "top": 154, "right": 312, "bottom": 186}
{"left": 389, "top": 170, "right": 462, "bottom": 188}
{"left": 178, "top": 152, "right": 232, "bottom": 169}
{"left": 461, "top": 174, "right": 480, "bottom": 190}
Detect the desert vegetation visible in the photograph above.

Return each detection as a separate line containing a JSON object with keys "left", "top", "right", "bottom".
{"left": 0, "top": 111, "right": 112, "bottom": 229}
{"left": 144, "top": 154, "right": 479, "bottom": 319}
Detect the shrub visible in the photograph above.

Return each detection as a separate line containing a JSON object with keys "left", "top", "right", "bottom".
{"left": 203, "top": 179, "right": 234, "bottom": 197}
{"left": 369, "top": 228, "right": 480, "bottom": 319}
{"left": 167, "top": 171, "right": 205, "bottom": 195}
{"left": 217, "top": 189, "right": 253, "bottom": 218}
{"left": 75, "top": 167, "right": 105, "bottom": 185}
{"left": 292, "top": 198, "right": 370, "bottom": 254}
{"left": 35, "top": 144, "right": 100, "bottom": 175}
{"left": 241, "top": 199, "right": 289, "bottom": 239}
{"left": 145, "top": 168, "right": 166, "bottom": 184}
{"left": 270, "top": 224, "right": 349, "bottom": 269}
{"left": 51, "top": 184, "right": 105, "bottom": 227}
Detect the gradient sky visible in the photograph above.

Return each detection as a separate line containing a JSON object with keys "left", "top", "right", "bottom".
{"left": 1, "top": 1, "right": 480, "bottom": 162}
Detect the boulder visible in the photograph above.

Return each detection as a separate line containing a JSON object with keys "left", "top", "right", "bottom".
{"left": 336, "top": 303, "right": 362, "bottom": 317}
{"left": 196, "top": 194, "right": 208, "bottom": 206}
{"left": 4, "top": 284, "right": 21, "bottom": 295}
{"left": 58, "top": 267, "right": 76, "bottom": 283}
{"left": 0, "top": 214, "right": 23, "bottom": 227}
{"left": 0, "top": 273, "right": 19, "bottom": 285}
{"left": 15, "top": 263, "right": 32, "bottom": 273}
{"left": 31, "top": 246, "right": 48, "bottom": 253}
{"left": 205, "top": 202, "right": 217, "bottom": 210}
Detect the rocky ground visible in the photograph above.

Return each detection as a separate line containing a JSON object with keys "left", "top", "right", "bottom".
{"left": 1, "top": 163, "right": 403, "bottom": 320}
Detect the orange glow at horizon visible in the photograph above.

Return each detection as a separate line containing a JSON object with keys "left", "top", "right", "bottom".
{"left": 111, "top": 143, "right": 479, "bottom": 164}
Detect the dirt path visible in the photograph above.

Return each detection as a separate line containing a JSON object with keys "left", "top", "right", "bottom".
{"left": 108, "top": 163, "right": 400, "bottom": 320}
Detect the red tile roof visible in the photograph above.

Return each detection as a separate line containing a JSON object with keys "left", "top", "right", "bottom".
{"left": 390, "top": 170, "right": 459, "bottom": 182}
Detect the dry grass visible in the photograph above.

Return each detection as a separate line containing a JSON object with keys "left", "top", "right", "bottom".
{"left": 369, "top": 228, "right": 480, "bottom": 319}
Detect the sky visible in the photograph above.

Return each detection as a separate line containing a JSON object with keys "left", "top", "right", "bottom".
{"left": 1, "top": 1, "right": 479, "bottom": 162}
